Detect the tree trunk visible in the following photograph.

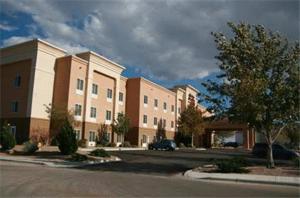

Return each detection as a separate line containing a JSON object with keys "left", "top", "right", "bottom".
{"left": 191, "top": 134, "right": 194, "bottom": 147}
{"left": 266, "top": 137, "right": 275, "bottom": 168}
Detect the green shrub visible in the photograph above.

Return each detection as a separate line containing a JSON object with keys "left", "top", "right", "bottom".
{"left": 179, "top": 143, "right": 186, "bottom": 148}
{"left": 70, "top": 153, "right": 88, "bottom": 162}
{"left": 89, "top": 149, "right": 110, "bottom": 157}
{"left": 0, "top": 124, "right": 16, "bottom": 151}
{"left": 107, "top": 142, "right": 116, "bottom": 147}
{"left": 23, "top": 141, "right": 38, "bottom": 154}
{"left": 120, "top": 141, "right": 131, "bottom": 147}
{"left": 215, "top": 158, "right": 250, "bottom": 173}
{"left": 56, "top": 120, "right": 78, "bottom": 155}
{"left": 78, "top": 139, "right": 88, "bottom": 148}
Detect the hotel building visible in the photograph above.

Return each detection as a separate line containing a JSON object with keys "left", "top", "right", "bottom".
{"left": 0, "top": 39, "right": 255, "bottom": 149}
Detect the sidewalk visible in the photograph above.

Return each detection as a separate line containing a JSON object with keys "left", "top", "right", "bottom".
{"left": 79, "top": 147, "right": 147, "bottom": 152}
{"left": 0, "top": 154, "right": 121, "bottom": 168}
{"left": 184, "top": 170, "right": 300, "bottom": 186}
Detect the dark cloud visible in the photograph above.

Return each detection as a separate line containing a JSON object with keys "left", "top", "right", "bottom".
{"left": 1, "top": 0, "right": 299, "bottom": 80}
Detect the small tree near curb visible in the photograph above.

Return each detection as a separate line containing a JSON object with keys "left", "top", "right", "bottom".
{"left": 0, "top": 122, "right": 16, "bottom": 151}
{"left": 56, "top": 119, "right": 78, "bottom": 155}
{"left": 111, "top": 112, "right": 130, "bottom": 144}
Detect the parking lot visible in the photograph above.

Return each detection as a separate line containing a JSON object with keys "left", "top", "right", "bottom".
{"left": 79, "top": 148, "right": 273, "bottom": 175}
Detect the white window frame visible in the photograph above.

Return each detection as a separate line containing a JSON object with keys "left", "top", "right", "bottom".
{"left": 154, "top": 99, "right": 158, "bottom": 110}
{"left": 119, "top": 92, "right": 124, "bottom": 105}
{"left": 89, "top": 131, "right": 96, "bottom": 142}
{"left": 107, "top": 89, "right": 113, "bottom": 102}
{"left": 74, "top": 129, "right": 81, "bottom": 140}
{"left": 76, "top": 79, "right": 84, "bottom": 95}
{"left": 90, "top": 107, "right": 97, "bottom": 121}
{"left": 74, "top": 104, "right": 82, "bottom": 120}
{"left": 163, "top": 102, "right": 167, "bottom": 113}
{"left": 92, "top": 83, "right": 98, "bottom": 98}
{"left": 171, "top": 105, "right": 175, "bottom": 114}
{"left": 143, "top": 115, "right": 147, "bottom": 127}
{"left": 153, "top": 117, "right": 158, "bottom": 129}
{"left": 144, "top": 95, "right": 148, "bottom": 107}
{"left": 105, "top": 110, "right": 112, "bottom": 124}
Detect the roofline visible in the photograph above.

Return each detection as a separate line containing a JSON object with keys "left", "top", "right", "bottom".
{"left": 173, "top": 84, "right": 199, "bottom": 93}
{"left": 129, "top": 77, "right": 176, "bottom": 95}
{"left": 79, "top": 51, "right": 126, "bottom": 70}
{"left": 0, "top": 38, "right": 68, "bottom": 53}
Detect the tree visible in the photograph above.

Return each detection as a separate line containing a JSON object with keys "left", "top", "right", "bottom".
{"left": 0, "top": 121, "right": 16, "bottom": 150}
{"left": 111, "top": 112, "right": 130, "bottom": 143}
{"left": 200, "top": 22, "right": 300, "bottom": 168}
{"left": 56, "top": 119, "right": 78, "bottom": 155}
{"left": 177, "top": 105, "right": 205, "bottom": 146}
{"left": 156, "top": 119, "right": 166, "bottom": 141}
{"left": 45, "top": 104, "right": 77, "bottom": 139}
{"left": 282, "top": 123, "right": 300, "bottom": 149}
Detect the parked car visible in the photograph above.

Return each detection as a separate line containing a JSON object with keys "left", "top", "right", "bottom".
{"left": 252, "top": 143, "right": 299, "bottom": 160}
{"left": 148, "top": 139, "right": 176, "bottom": 151}
{"left": 223, "top": 142, "right": 239, "bottom": 148}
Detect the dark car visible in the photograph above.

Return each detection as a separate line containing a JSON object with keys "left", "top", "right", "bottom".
{"left": 223, "top": 142, "right": 239, "bottom": 148}
{"left": 252, "top": 143, "right": 299, "bottom": 160}
{"left": 148, "top": 139, "right": 176, "bottom": 151}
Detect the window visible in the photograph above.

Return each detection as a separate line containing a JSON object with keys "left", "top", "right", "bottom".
{"left": 90, "top": 107, "right": 97, "bottom": 118}
{"left": 154, "top": 117, "right": 158, "bottom": 126}
{"left": 10, "top": 126, "right": 16, "bottom": 137}
{"left": 171, "top": 105, "right": 175, "bottom": 112}
{"left": 154, "top": 99, "right": 158, "bottom": 107}
{"left": 171, "top": 121, "right": 174, "bottom": 128}
{"left": 14, "top": 75, "right": 21, "bottom": 87}
{"left": 75, "top": 104, "right": 82, "bottom": 116}
{"left": 77, "top": 79, "right": 84, "bottom": 91}
{"left": 119, "top": 92, "right": 124, "bottom": 102}
{"left": 163, "top": 102, "right": 167, "bottom": 110}
{"left": 107, "top": 89, "right": 113, "bottom": 99}
{"left": 74, "top": 129, "right": 81, "bottom": 140}
{"left": 89, "top": 131, "right": 96, "bottom": 142}
{"left": 143, "top": 115, "right": 147, "bottom": 124}
{"left": 92, "top": 84, "right": 98, "bottom": 95}
{"left": 178, "top": 107, "right": 181, "bottom": 114}
{"left": 144, "top": 95, "right": 148, "bottom": 104}
{"left": 106, "top": 110, "right": 112, "bottom": 121}
{"left": 163, "top": 119, "right": 166, "bottom": 128}
{"left": 142, "top": 135, "right": 147, "bottom": 143}
{"left": 117, "top": 134, "right": 122, "bottom": 142}
{"left": 11, "top": 101, "right": 18, "bottom": 112}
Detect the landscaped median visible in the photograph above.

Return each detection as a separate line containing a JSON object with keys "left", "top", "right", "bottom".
{"left": 184, "top": 169, "right": 300, "bottom": 186}
{"left": 0, "top": 148, "right": 121, "bottom": 168}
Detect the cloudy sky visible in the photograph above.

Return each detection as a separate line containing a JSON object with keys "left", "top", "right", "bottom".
{"left": 0, "top": 0, "right": 299, "bottom": 97}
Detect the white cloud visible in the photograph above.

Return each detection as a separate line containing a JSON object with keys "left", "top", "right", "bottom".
{"left": 0, "top": 23, "right": 16, "bottom": 31}
{"left": 2, "top": 36, "right": 34, "bottom": 46}
{"left": 1, "top": 0, "right": 298, "bottom": 81}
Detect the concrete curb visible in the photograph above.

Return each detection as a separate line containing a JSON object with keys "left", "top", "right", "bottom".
{"left": 79, "top": 147, "right": 147, "bottom": 152}
{"left": 0, "top": 156, "right": 121, "bottom": 168}
{"left": 184, "top": 170, "right": 300, "bottom": 186}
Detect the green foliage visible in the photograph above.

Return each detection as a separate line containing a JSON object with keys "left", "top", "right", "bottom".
{"left": 0, "top": 122, "right": 16, "bottom": 151}
{"left": 89, "top": 149, "right": 110, "bottom": 157}
{"left": 23, "top": 141, "right": 38, "bottom": 154}
{"left": 215, "top": 157, "right": 250, "bottom": 173}
{"left": 282, "top": 124, "right": 300, "bottom": 149}
{"left": 111, "top": 113, "right": 130, "bottom": 143}
{"left": 70, "top": 153, "right": 88, "bottom": 162}
{"left": 201, "top": 22, "right": 300, "bottom": 168}
{"left": 56, "top": 120, "right": 78, "bottom": 155}
{"left": 178, "top": 105, "right": 205, "bottom": 146}
{"left": 45, "top": 104, "right": 77, "bottom": 138}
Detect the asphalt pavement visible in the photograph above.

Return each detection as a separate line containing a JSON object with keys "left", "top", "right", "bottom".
{"left": 1, "top": 161, "right": 299, "bottom": 197}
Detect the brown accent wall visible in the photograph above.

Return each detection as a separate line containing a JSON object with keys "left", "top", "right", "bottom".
{"left": 126, "top": 78, "right": 141, "bottom": 127}
{"left": 0, "top": 59, "right": 32, "bottom": 118}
